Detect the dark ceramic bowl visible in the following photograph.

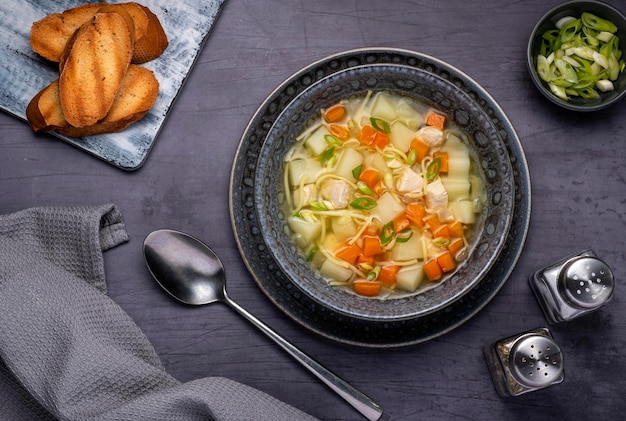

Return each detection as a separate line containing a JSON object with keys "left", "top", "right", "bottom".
{"left": 527, "top": 1, "right": 626, "bottom": 111}
{"left": 251, "top": 54, "right": 516, "bottom": 322}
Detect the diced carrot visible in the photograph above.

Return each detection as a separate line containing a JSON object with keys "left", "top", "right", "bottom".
{"left": 433, "top": 151, "right": 449, "bottom": 173}
{"left": 371, "top": 131, "right": 390, "bottom": 149}
{"left": 425, "top": 111, "right": 446, "bottom": 130}
{"left": 423, "top": 259, "right": 443, "bottom": 282}
{"left": 360, "top": 125, "right": 377, "bottom": 145}
{"left": 393, "top": 214, "right": 410, "bottom": 233}
{"left": 432, "top": 224, "right": 451, "bottom": 239}
{"left": 335, "top": 243, "right": 362, "bottom": 265}
{"left": 358, "top": 168, "right": 381, "bottom": 190}
{"left": 447, "top": 237, "right": 465, "bottom": 257}
{"left": 379, "top": 265, "right": 400, "bottom": 287}
{"left": 447, "top": 220, "right": 464, "bottom": 238}
{"left": 405, "top": 203, "right": 426, "bottom": 227}
{"left": 361, "top": 124, "right": 390, "bottom": 148}
{"left": 422, "top": 214, "right": 443, "bottom": 230}
{"left": 357, "top": 254, "right": 375, "bottom": 267}
{"left": 323, "top": 104, "right": 346, "bottom": 123}
{"left": 410, "top": 137, "right": 430, "bottom": 162}
{"left": 362, "top": 235, "right": 383, "bottom": 257}
{"left": 373, "top": 181, "right": 386, "bottom": 196}
{"left": 329, "top": 124, "right": 350, "bottom": 141}
{"left": 437, "top": 251, "right": 456, "bottom": 273}
{"left": 353, "top": 280, "right": 382, "bottom": 297}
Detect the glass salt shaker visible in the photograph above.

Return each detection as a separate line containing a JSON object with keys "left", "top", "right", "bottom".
{"left": 529, "top": 249, "right": 615, "bottom": 324}
{"left": 484, "top": 327, "right": 564, "bottom": 397}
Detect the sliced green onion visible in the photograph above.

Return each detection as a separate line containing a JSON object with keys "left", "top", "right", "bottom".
{"left": 379, "top": 221, "right": 395, "bottom": 245}
{"left": 597, "top": 31, "right": 615, "bottom": 43}
{"left": 370, "top": 117, "right": 391, "bottom": 133}
{"left": 578, "top": 86, "right": 599, "bottom": 99}
{"left": 306, "top": 246, "right": 318, "bottom": 262}
{"left": 366, "top": 266, "right": 381, "bottom": 281}
{"left": 432, "top": 237, "right": 451, "bottom": 248}
{"left": 309, "top": 201, "right": 329, "bottom": 211}
{"left": 357, "top": 181, "right": 375, "bottom": 196}
{"left": 426, "top": 157, "right": 441, "bottom": 182}
{"left": 537, "top": 55, "right": 552, "bottom": 82}
{"left": 350, "top": 197, "right": 377, "bottom": 210}
{"left": 582, "top": 12, "right": 617, "bottom": 33}
{"left": 407, "top": 149, "right": 417, "bottom": 166}
{"left": 596, "top": 79, "right": 615, "bottom": 92}
{"left": 560, "top": 19, "right": 581, "bottom": 43}
{"left": 324, "top": 134, "right": 342, "bottom": 147}
{"left": 395, "top": 228, "right": 414, "bottom": 243}
{"left": 352, "top": 164, "right": 363, "bottom": 180}
{"left": 537, "top": 12, "right": 623, "bottom": 101}
{"left": 383, "top": 171, "right": 394, "bottom": 189}
{"left": 320, "top": 146, "right": 335, "bottom": 166}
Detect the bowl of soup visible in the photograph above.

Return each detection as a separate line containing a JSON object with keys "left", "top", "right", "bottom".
{"left": 231, "top": 48, "right": 528, "bottom": 333}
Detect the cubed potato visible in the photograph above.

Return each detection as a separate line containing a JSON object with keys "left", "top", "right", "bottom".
{"left": 335, "top": 147, "right": 364, "bottom": 181}
{"left": 331, "top": 216, "right": 358, "bottom": 242}
{"left": 389, "top": 229, "right": 423, "bottom": 261}
{"left": 319, "top": 259, "right": 353, "bottom": 282}
{"left": 370, "top": 92, "right": 396, "bottom": 121}
{"left": 371, "top": 192, "right": 406, "bottom": 224}
{"left": 305, "top": 126, "right": 331, "bottom": 156}
{"left": 288, "top": 158, "right": 323, "bottom": 186}
{"left": 389, "top": 121, "right": 416, "bottom": 152}
{"left": 395, "top": 263, "right": 425, "bottom": 292}
{"left": 287, "top": 215, "right": 322, "bottom": 245}
{"left": 322, "top": 233, "right": 343, "bottom": 253}
{"left": 362, "top": 152, "right": 388, "bottom": 175}
{"left": 446, "top": 150, "right": 471, "bottom": 178}
{"left": 440, "top": 177, "right": 471, "bottom": 201}
{"left": 450, "top": 200, "right": 476, "bottom": 224}
{"left": 396, "top": 99, "right": 423, "bottom": 130}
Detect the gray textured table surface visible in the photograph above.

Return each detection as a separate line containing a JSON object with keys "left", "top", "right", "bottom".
{"left": 1, "top": 1, "right": 625, "bottom": 420}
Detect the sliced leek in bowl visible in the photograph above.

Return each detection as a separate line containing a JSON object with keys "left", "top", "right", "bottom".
{"left": 528, "top": 1, "right": 626, "bottom": 111}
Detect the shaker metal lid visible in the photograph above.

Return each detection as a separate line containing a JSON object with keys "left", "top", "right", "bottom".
{"left": 509, "top": 333, "right": 563, "bottom": 388}
{"left": 558, "top": 256, "right": 615, "bottom": 309}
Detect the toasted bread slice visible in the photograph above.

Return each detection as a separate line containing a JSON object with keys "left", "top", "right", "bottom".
{"left": 27, "top": 65, "right": 159, "bottom": 137}
{"left": 30, "top": 2, "right": 168, "bottom": 64}
{"left": 59, "top": 9, "right": 134, "bottom": 128}
{"left": 26, "top": 80, "right": 66, "bottom": 132}
{"left": 30, "top": 3, "right": 105, "bottom": 62}
{"left": 132, "top": 4, "right": 168, "bottom": 64}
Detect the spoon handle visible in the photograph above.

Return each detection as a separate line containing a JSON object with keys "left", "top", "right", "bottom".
{"left": 225, "top": 297, "right": 384, "bottom": 421}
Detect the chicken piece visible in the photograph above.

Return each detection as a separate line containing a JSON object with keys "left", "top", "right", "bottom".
{"left": 416, "top": 126, "right": 444, "bottom": 147}
{"left": 426, "top": 179, "right": 448, "bottom": 208}
{"left": 320, "top": 179, "right": 354, "bottom": 209}
{"left": 396, "top": 167, "right": 424, "bottom": 193}
{"left": 293, "top": 184, "right": 318, "bottom": 208}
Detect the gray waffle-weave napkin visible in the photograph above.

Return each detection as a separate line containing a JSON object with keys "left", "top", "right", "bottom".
{"left": 0, "top": 204, "right": 318, "bottom": 421}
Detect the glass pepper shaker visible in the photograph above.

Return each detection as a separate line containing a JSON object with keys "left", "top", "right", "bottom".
{"left": 484, "top": 327, "right": 564, "bottom": 397}
{"left": 529, "top": 249, "right": 615, "bottom": 324}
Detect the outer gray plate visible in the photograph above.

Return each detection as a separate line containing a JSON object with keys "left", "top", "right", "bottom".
{"left": 230, "top": 48, "right": 531, "bottom": 348}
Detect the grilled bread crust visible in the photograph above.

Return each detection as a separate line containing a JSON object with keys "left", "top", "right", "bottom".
{"left": 30, "top": 2, "right": 168, "bottom": 64}
{"left": 59, "top": 9, "right": 134, "bottom": 128}
{"left": 27, "top": 65, "right": 159, "bottom": 137}
{"left": 27, "top": 3, "right": 166, "bottom": 137}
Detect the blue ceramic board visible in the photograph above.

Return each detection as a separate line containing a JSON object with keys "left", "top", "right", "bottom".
{"left": 0, "top": 0, "right": 226, "bottom": 170}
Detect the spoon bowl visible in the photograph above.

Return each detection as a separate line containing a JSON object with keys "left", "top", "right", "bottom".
{"left": 143, "top": 229, "right": 384, "bottom": 421}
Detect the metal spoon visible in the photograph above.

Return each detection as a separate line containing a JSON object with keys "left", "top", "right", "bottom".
{"left": 143, "top": 229, "right": 384, "bottom": 421}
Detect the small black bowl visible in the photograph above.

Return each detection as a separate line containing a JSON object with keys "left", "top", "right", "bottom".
{"left": 527, "top": 0, "right": 626, "bottom": 111}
